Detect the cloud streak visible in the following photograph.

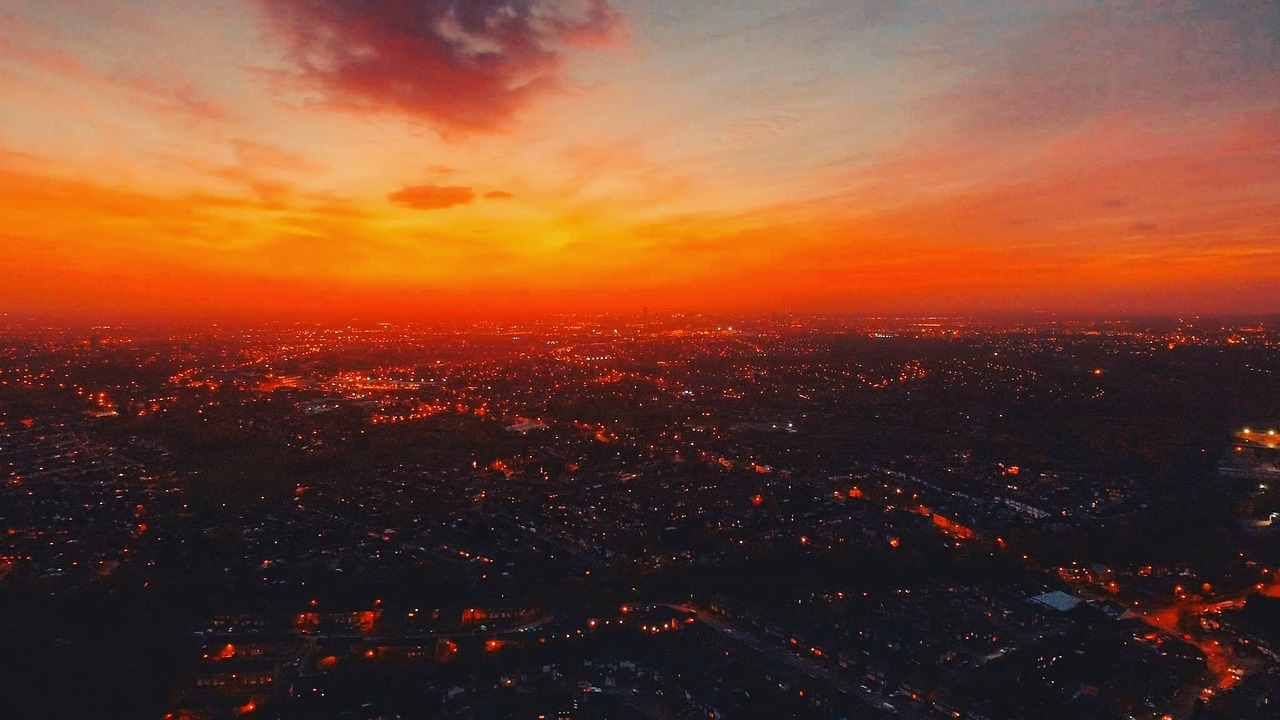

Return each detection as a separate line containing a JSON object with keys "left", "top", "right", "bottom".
{"left": 389, "top": 184, "right": 476, "bottom": 210}
{"left": 254, "top": 0, "right": 620, "bottom": 132}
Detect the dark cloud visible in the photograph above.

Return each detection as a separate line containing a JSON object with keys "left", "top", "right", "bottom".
{"left": 254, "top": 0, "right": 620, "bottom": 132}
{"left": 389, "top": 184, "right": 475, "bottom": 210}
{"left": 484, "top": 190, "right": 514, "bottom": 199}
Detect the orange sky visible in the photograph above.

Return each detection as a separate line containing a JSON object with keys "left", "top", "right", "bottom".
{"left": 1, "top": 1, "right": 1278, "bottom": 320}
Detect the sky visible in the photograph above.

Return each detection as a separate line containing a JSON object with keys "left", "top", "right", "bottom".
{"left": 1, "top": 0, "right": 1278, "bottom": 320}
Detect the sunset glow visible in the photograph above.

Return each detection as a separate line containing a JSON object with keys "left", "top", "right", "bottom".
{"left": 2, "top": 1, "right": 1278, "bottom": 319}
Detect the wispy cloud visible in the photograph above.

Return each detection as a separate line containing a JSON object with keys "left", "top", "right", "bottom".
{"left": 926, "top": 0, "right": 1280, "bottom": 139}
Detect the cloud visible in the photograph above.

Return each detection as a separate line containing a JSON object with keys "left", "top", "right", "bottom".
{"left": 115, "top": 75, "right": 228, "bottom": 124}
{"left": 389, "top": 184, "right": 476, "bottom": 210}
{"left": 253, "top": 0, "right": 621, "bottom": 132}
{"left": 0, "top": 40, "right": 230, "bottom": 127}
{"left": 231, "top": 140, "right": 323, "bottom": 174}
{"left": 484, "top": 190, "right": 514, "bottom": 199}
{"left": 926, "top": 1, "right": 1280, "bottom": 139}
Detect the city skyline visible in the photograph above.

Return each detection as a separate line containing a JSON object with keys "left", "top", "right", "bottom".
{"left": 2, "top": 314, "right": 1278, "bottom": 719}
{"left": 2, "top": 0, "right": 1279, "bottom": 319}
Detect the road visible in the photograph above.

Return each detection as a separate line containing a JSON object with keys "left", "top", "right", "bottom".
{"left": 601, "top": 688, "right": 685, "bottom": 720}
{"left": 667, "top": 604, "right": 933, "bottom": 719}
